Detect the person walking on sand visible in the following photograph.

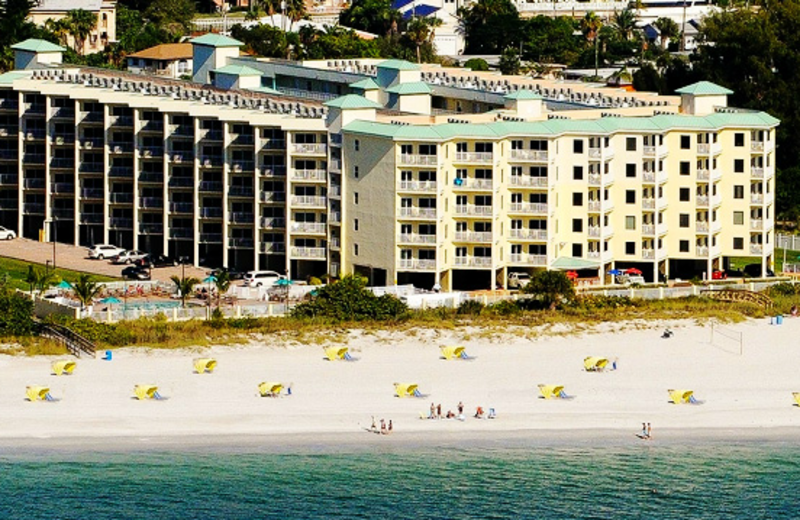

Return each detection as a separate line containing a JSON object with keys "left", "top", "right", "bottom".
{"left": 646, "top": 423, "right": 652, "bottom": 439}
{"left": 380, "top": 419, "right": 387, "bottom": 435}
{"left": 457, "top": 401, "right": 464, "bottom": 415}
{"left": 640, "top": 423, "right": 648, "bottom": 439}
{"left": 371, "top": 416, "right": 377, "bottom": 432}
{"left": 388, "top": 420, "right": 393, "bottom": 434}
{"left": 430, "top": 402, "right": 436, "bottom": 419}
{"left": 437, "top": 404, "right": 442, "bottom": 419}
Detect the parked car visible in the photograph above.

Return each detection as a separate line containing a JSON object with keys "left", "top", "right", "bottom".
{"left": 121, "top": 266, "right": 151, "bottom": 281}
{"left": 743, "top": 264, "right": 776, "bottom": 278}
{"left": 210, "top": 267, "right": 245, "bottom": 280}
{"left": 135, "top": 255, "right": 178, "bottom": 269}
{"left": 0, "top": 226, "right": 16, "bottom": 240}
{"left": 112, "top": 249, "right": 149, "bottom": 264}
{"left": 507, "top": 272, "right": 531, "bottom": 290}
{"left": 88, "top": 244, "right": 125, "bottom": 260}
{"left": 243, "top": 270, "right": 283, "bottom": 287}
{"left": 712, "top": 270, "right": 727, "bottom": 280}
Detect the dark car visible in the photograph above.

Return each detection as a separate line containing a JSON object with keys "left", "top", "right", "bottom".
{"left": 743, "top": 264, "right": 776, "bottom": 278}
{"left": 210, "top": 267, "right": 245, "bottom": 280}
{"left": 122, "top": 266, "right": 151, "bottom": 281}
{"left": 135, "top": 254, "right": 178, "bottom": 269}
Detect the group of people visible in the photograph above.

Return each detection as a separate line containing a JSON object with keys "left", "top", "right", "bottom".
{"left": 427, "top": 401, "right": 466, "bottom": 421}
{"left": 638, "top": 422, "right": 653, "bottom": 440}
{"left": 369, "top": 416, "right": 393, "bottom": 435}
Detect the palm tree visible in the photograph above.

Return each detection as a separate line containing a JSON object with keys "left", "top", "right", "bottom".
{"left": 611, "top": 8, "right": 637, "bottom": 41}
{"left": 214, "top": 270, "right": 231, "bottom": 311}
{"left": 44, "top": 18, "right": 70, "bottom": 47}
{"left": 25, "top": 266, "right": 53, "bottom": 295}
{"left": 283, "top": 0, "right": 307, "bottom": 30}
{"left": 64, "top": 9, "right": 97, "bottom": 55}
{"left": 653, "top": 16, "right": 680, "bottom": 49}
{"left": 170, "top": 274, "right": 200, "bottom": 308}
{"left": 581, "top": 11, "right": 603, "bottom": 78}
{"left": 405, "top": 16, "right": 442, "bottom": 63}
{"left": 72, "top": 274, "right": 101, "bottom": 312}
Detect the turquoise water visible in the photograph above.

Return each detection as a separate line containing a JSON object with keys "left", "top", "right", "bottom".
{"left": 121, "top": 301, "right": 182, "bottom": 311}
{"left": 1, "top": 442, "right": 798, "bottom": 519}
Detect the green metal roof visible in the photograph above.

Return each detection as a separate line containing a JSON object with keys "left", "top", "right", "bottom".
{"left": 0, "top": 72, "right": 29, "bottom": 85}
{"left": 504, "top": 90, "right": 543, "bottom": 101}
{"left": 349, "top": 78, "right": 380, "bottom": 90}
{"left": 384, "top": 81, "right": 432, "bottom": 95}
{"left": 213, "top": 65, "right": 262, "bottom": 76}
{"left": 324, "top": 94, "right": 382, "bottom": 110}
{"left": 189, "top": 33, "right": 243, "bottom": 48}
{"left": 378, "top": 59, "right": 420, "bottom": 71}
{"left": 10, "top": 39, "right": 65, "bottom": 53}
{"left": 675, "top": 81, "right": 734, "bottom": 96}
{"left": 343, "top": 111, "right": 779, "bottom": 141}
{"left": 247, "top": 86, "right": 281, "bottom": 95}
{"left": 551, "top": 257, "right": 600, "bottom": 270}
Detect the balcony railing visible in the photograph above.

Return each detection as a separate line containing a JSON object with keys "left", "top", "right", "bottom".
{"left": 80, "top": 138, "right": 104, "bottom": 149}
{"left": 200, "top": 207, "right": 223, "bottom": 218}
{"left": 199, "top": 233, "right": 223, "bottom": 243}
{"left": 169, "top": 202, "right": 193, "bottom": 214}
{"left": 79, "top": 162, "right": 103, "bottom": 173}
{"left": 200, "top": 155, "right": 223, "bottom": 167}
{"left": 751, "top": 193, "right": 764, "bottom": 204}
{"left": 52, "top": 207, "right": 74, "bottom": 218}
{"left": 642, "top": 224, "right": 655, "bottom": 236}
{"left": 109, "top": 167, "right": 133, "bottom": 178}
{"left": 750, "top": 244, "right": 763, "bottom": 255}
{"left": 50, "top": 183, "right": 75, "bottom": 194}
{"left": 454, "top": 256, "right": 492, "bottom": 267}
{"left": 509, "top": 202, "right": 547, "bottom": 214}
{"left": 230, "top": 134, "right": 255, "bottom": 146}
{"left": 509, "top": 229, "right": 547, "bottom": 241}
{"left": 329, "top": 211, "right": 341, "bottom": 224}
{"left": 260, "top": 217, "right": 286, "bottom": 229}
{"left": 455, "top": 179, "right": 493, "bottom": 190}
{"left": 398, "top": 233, "right": 437, "bottom": 244}
{"left": 509, "top": 253, "right": 546, "bottom": 265}
{"left": 291, "top": 195, "right": 327, "bottom": 207}
{"left": 398, "top": 180, "right": 437, "bottom": 192}
{"left": 140, "top": 120, "right": 164, "bottom": 133}
{"left": 454, "top": 152, "right": 493, "bottom": 164}
{"left": 140, "top": 223, "right": 164, "bottom": 234}
{"left": 169, "top": 153, "right": 193, "bottom": 163}
{"left": 260, "top": 191, "right": 286, "bottom": 203}
{"left": 751, "top": 167, "right": 764, "bottom": 178}
{"left": 200, "top": 130, "right": 223, "bottom": 142}
{"left": 170, "top": 228, "right": 193, "bottom": 239}
{"left": 0, "top": 174, "right": 18, "bottom": 185}
{"left": 139, "top": 197, "right": 164, "bottom": 209}
{"left": 260, "top": 242, "right": 286, "bottom": 254}
{"left": 291, "top": 246, "right": 326, "bottom": 259}
{"left": 23, "top": 178, "right": 44, "bottom": 189}
{"left": 261, "top": 166, "right": 286, "bottom": 177}
{"left": 751, "top": 141, "right": 765, "bottom": 152}
{"left": 110, "top": 193, "right": 133, "bottom": 203}
{"left": 398, "top": 258, "right": 436, "bottom": 270}
{"left": 696, "top": 245, "right": 709, "bottom": 256}
{"left": 80, "top": 213, "right": 103, "bottom": 224}
{"left": 228, "top": 186, "right": 255, "bottom": 197}
{"left": 455, "top": 205, "right": 493, "bottom": 216}
{"left": 588, "top": 147, "right": 614, "bottom": 160}
{"left": 291, "top": 169, "right": 326, "bottom": 182}
{"left": 23, "top": 203, "right": 45, "bottom": 214}
{"left": 231, "top": 160, "right": 255, "bottom": 172}
{"left": 138, "top": 173, "right": 163, "bottom": 183}
{"left": 261, "top": 139, "right": 286, "bottom": 151}
{"left": 109, "top": 115, "right": 133, "bottom": 127}
{"left": 229, "top": 237, "right": 255, "bottom": 248}
{"left": 509, "top": 150, "right": 548, "bottom": 162}
{"left": 642, "top": 249, "right": 655, "bottom": 260}
{"left": 750, "top": 219, "right": 763, "bottom": 230}
{"left": 290, "top": 222, "right": 326, "bottom": 234}
{"left": 454, "top": 231, "right": 492, "bottom": 243}
{"left": 399, "top": 154, "right": 437, "bottom": 166}
{"left": 291, "top": 143, "right": 327, "bottom": 155}
{"left": 696, "top": 221, "right": 709, "bottom": 233}
{"left": 230, "top": 212, "right": 254, "bottom": 223}
{"left": 140, "top": 146, "right": 164, "bottom": 158}
{"left": 109, "top": 217, "right": 133, "bottom": 229}
{"left": 199, "top": 181, "right": 223, "bottom": 192}
{"left": 510, "top": 176, "right": 547, "bottom": 187}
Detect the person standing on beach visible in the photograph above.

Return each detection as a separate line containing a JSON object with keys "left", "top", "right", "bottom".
{"left": 437, "top": 404, "right": 442, "bottom": 419}
{"left": 430, "top": 402, "right": 436, "bottom": 419}
{"left": 646, "top": 423, "right": 652, "bottom": 439}
{"left": 380, "top": 419, "right": 387, "bottom": 434}
{"left": 640, "top": 423, "right": 648, "bottom": 438}
{"left": 457, "top": 401, "right": 464, "bottom": 415}
{"left": 388, "top": 420, "right": 393, "bottom": 434}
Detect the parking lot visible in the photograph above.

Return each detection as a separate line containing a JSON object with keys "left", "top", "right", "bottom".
{"left": 0, "top": 238, "right": 207, "bottom": 282}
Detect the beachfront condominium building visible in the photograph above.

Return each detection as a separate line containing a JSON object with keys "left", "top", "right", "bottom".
{"left": 0, "top": 37, "right": 778, "bottom": 289}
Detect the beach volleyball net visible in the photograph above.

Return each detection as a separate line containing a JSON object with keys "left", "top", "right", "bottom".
{"left": 710, "top": 324, "right": 743, "bottom": 355}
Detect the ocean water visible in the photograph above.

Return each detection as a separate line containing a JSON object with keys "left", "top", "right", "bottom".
{"left": 1, "top": 441, "right": 798, "bottom": 519}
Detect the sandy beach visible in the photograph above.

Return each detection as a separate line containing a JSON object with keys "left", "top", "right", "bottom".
{"left": 2, "top": 317, "right": 800, "bottom": 444}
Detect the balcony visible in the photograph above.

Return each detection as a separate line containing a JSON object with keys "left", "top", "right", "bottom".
{"left": 509, "top": 150, "right": 548, "bottom": 162}
{"left": 52, "top": 135, "right": 75, "bottom": 146}
{"left": 140, "top": 146, "right": 164, "bottom": 158}
{"left": 642, "top": 249, "right": 655, "bottom": 260}
{"left": 109, "top": 217, "right": 133, "bottom": 229}
{"left": 169, "top": 125, "right": 193, "bottom": 138}
{"left": 230, "top": 212, "right": 254, "bottom": 223}
{"left": 509, "top": 202, "right": 547, "bottom": 215}
{"left": 750, "top": 244, "right": 763, "bottom": 255}
{"left": 291, "top": 195, "right": 327, "bottom": 207}
{"left": 454, "top": 256, "right": 492, "bottom": 267}
{"left": 170, "top": 228, "right": 193, "bottom": 239}
{"left": 329, "top": 185, "right": 341, "bottom": 198}
{"left": 200, "top": 207, "right": 223, "bottom": 218}
{"left": 51, "top": 107, "right": 75, "bottom": 120}
{"left": 23, "top": 178, "right": 44, "bottom": 189}
{"left": 329, "top": 211, "right": 341, "bottom": 224}
{"left": 199, "top": 233, "right": 223, "bottom": 243}
{"left": 169, "top": 153, "right": 193, "bottom": 164}
{"left": 229, "top": 186, "right": 255, "bottom": 198}
{"left": 140, "top": 223, "right": 164, "bottom": 234}
{"left": 0, "top": 174, "right": 18, "bottom": 185}
{"left": 696, "top": 221, "right": 709, "bottom": 233}
{"left": 399, "top": 154, "right": 437, "bottom": 166}
{"left": 642, "top": 224, "right": 655, "bottom": 236}
{"left": 290, "top": 222, "right": 326, "bottom": 234}
{"left": 260, "top": 217, "right": 286, "bottom": 229}
{"left": 24, "top": 104, "right": 45, "bottom": 115}
{"left": 398, "top": 180, "right": 437, "bottom": 192}
{"left": 169, "top": 202, "right": 193, "bottom": 214}
{"left": 199, "top": 181, "right": 223, "bottom": 192}
{"left": 168, "top": 176, "right": 193, "bottom": 188}
{"left": 454, "top": 231, "right": 492, "bottom": 243}
{"left": 261, "top": 166, "right": 286, "bottom": 177}
{"left": 398, "top": 258, "right": 436, "bottom": 270}
{"left": 260, "top": 191, "right": 286, "bottom": 203}
{"left": 509, "top": 253, "right": 546, "bottom": 265}
{"left": 751, "top": 167, "right": 764, "bottom": 179}
{"left": 109, "top": 115, "right": 133, "bottom": 127}
{"left": 454, "top": 152, "right": 493, "bottom": 164}
{"left": 230, "top": 134, "right": 255, "bottom": 146}
{"left": 200, "top": 155, "right": 223, "bottom": 167}
{"left": 200, "top": 130, "right": 223, "bottom": 142}
{"left": 329, "top": 159, "right": 341, "bottom": 173}
{"left": 398, "top": 233, "right": 437, "bottom": 244}
{"left": 291, "top": 143, "right": 327, "bottom": 155}
{"left": 139, "top": 197, "right": 164, "bottom": 209}
{"left": 330, "top": 238, "right": 340, "bottom": 250}
{"left": 751, "top": 219, "right": 763, "bottom": 230}
{"left": 229, "top": 237, "right": 255, "bottom": 248}
{"left": 231, "top": 160, "right": 255, "bottom": 173}
{"left": 52, "top": 207, "right": 74, "bottom": 219}
{"left": 49, "top": 158, "right": 74, "bottom": 170}
{"left": 509, "top": 229, "right": 547, "bottom": 241}
{"left": 0, "top": 125, "right": 18, "bottom": 137}
{"left": 140, "top": 120, "right": 164, "bottom": 133}
{"left": 751, "top": 193, "right": 764, "bottom": 205}
{"left": 80, "top": 213, "right": 103, "bottom": 224}
{"left": 109, "top": 144, "right": 133, "bottom": 154}
{"left": 23, "top": 203, "right": 44, "bottom": 215}
{"left": 291, "top": 246, "right": 326, "bottom": 259}
{"left": 79, "top": 111, "right": 103, "bottom": 124}
{"left": 110, "top": 193, "right": 133, "bottom": 204}
{"left": 0, "top": 150, "right": 18, "bottom": 161}
{"left": 698, "top": 142, "right": 722, "bottom": 155}
{"left": 50, "top": 183, "right": 75, "bottom": 194}
{"left": 510, "top": 175, "right": 548, "bottom": 188}
{"left": 696, "top": 245, "right": 709, "bottom": 256}
{"left": 455, "top": 205, "right": 493, "bottom": 217}
{"left": 455, "top": 178, "right": 493, "bottom": 190}
{"left": 291, "top": 169, "right": 326, "bottom": 182}
{"left": 0, "top": 99, "right": 19, "bottom": 111}
{"left": 261, "top": 242, "right": 286, "bottom": 254}
{"left": 138, "top": 173, "right": 163, "bottom": 184}
{"left": 80, "top": 187, "right": 102, "bottom": 199}
{"left": 588, "top": 147, "right": 614, "bottom": 160}
{"left": 80, "top": 138, "right": 104, "bottom": 149}
{"left": 399, "top": 207, "right": 437, "bottom": 219}
{"left": 23, "top": 153, "right": 45, "bottom": 164}
{"left": 109, "top": 164, "right": 133, "bottom": 177}
{"left": 261, "top": 139, "right": 286, "bottom": 151}
{"left": 79, "top": 162, "right": 103, "bottom": 174}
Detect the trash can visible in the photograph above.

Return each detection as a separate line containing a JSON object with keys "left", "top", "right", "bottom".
{"left": 777, "top": 315, "right": 784, "bottom": 325}
{"left": 102, "top": 350, "right": 112, "bottom": 361}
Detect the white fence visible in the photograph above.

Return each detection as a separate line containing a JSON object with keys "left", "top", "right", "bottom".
{"left": 90, "top": 302, "right": 292, "bottom": 323}
{"left": 777, "top": 233, "right": 800, "bottom": 253}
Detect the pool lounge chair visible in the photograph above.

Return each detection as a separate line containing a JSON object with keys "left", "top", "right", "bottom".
{"left": 324, "top": 347, "right": 358, "bottom": 362}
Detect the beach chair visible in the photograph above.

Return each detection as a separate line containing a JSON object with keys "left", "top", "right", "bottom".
{"left": 51, "top": 360, "right": 77, "bottom": 376}
{"left": 668, "top": 389, "right": 700, "bottom": 405}
{"left": 440, "top": 345, "right": 474, "bottom": 360}
{"left": 394, "top": 383, "right": 425, "bottom": 398}
{"left": 583, "top": 357, "right": 609, "bottom": 372}
{"left": 26, "top": 386, "right": 55, "bottom": 402}
{"left": 193, "top": 358, "right": 217, "bottom": 374}
{"left": 538, "top": 384, "right": 572, "bottom": 400}
{"left": 258, "top": 381, "right": 283, "bottom": 397}
{"left": 793, "top": 392, "right": 800, "bottom": 407}
{"left": 134, "top": 384, "right": 164, "bottom": 400}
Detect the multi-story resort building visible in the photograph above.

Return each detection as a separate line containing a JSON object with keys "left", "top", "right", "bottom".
{"left": 0, "top": 36, "right": 778, "bottom": 290}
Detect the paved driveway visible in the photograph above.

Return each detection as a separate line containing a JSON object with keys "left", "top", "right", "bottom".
{"left": 0, "top": 238, "right": 207, "bottom": 282}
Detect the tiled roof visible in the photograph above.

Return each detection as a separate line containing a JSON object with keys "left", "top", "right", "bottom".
{"left": 128, "top": 43, "right": 193, "bottom": 61}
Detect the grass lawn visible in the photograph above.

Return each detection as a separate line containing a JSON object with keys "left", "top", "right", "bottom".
{"left": 0, "top": 256, "right": 118, "bottom": 292}
{"left": 727, "top": 248, "right": 800, "bottom": 273}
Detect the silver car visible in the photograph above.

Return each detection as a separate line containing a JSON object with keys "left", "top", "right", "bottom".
{"left": 0, "top": 226, "right": 16, "bottom": 240}
{"left": 112, "top": 249, "right": 149, "bottom": 264}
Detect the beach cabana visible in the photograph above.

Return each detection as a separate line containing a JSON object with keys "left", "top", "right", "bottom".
{"left": 258, "top": 381, "right": 283, "bottom": 397}
{"left": 538, "top": 384, "right": 571, "bottom": 399}
{"left": 324, "top": 347, "right": 356, "bottom": 361}
{"left": 440, "top": 345, "right": 473, "bottom": 360}
{"left": 134, "top": 384, "right": 164, "bottom": 400}
{"left": 26, "top": 386, "right": 55, "bottom": 401}
{"left": 193, "top": 358, "right": 217, "bottom": 374}
{"left": 668, "top": 389, "right": 699, "bottom": 404}
{"left": 583, "top": 357, "right": 609, "bottom": 372}
{"left": 51, "top": 359, "right": 77, "bottom": 376}
{"left": 394, "top": 383, "right": 424, "bottom": 398}
{"left": 793, "top": 392, "right": 800, "bottom": 407}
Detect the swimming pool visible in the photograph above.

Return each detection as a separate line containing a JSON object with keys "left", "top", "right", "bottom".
{"left": 112, "top": 301, "right": 194, "bottom": 311}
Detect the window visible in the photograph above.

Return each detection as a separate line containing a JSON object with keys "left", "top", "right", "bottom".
{"left": 734, "top": 133, "right": 745, "bottom": 147}
{"left": 626, "top": 163, "right": 636, "bottom": 178}
{"left": 626, "top": 137, "right": 636, "bottom": 151}
{"left": 354, "top": 244, "right": 359, "bottom": 256}
{"left": 730, "top": 159, "right": 743, "bottom": 173}
{"left": 419, "top": 144, "right": 436, "bottom": 155}
{"left": 573, "top": 166, "right": 583, "bottom": 180}
{"left": 354, "top": 218, "right": 359, "bottom": 231}
{"left": 733, "top": 237, "right": 744, "bottom": 250}
{"left": 354, "top": 166, "right": 359, "bottom": 179}
{"left": 679, "top": 240, "right": 689, "bottom": 252}
{"left": 680, "top": 162, "right": 690, "bottom": 175}
{"left": 572, "top": 192, "right": 583, "bottom": 206}
{"left": 680, "top": 135, "right": 691, "bottom": 149}
{"left": 573, "top": 140, "right": 584, "bottom": 154}
{"left": 354, "top": 192, "right": 359, "bottom": 204}
{"left": 355, "top": 139, "right": 360, "bottom": 151}
{"left": 734, "top": 185, "right": 744, "bottom": 199}
{"left": 626, "top": 190, "right": 635, "bottom": 204}
{"left": 626, "top": 242, "right": 635, "bottom": 255}
{"left": 572, "top": 219, "right": 583, "bottom": 232}
{"left": 734, "top": 211, "right": 744, "bottom": 225}
{"left": 679, "top": 188, "right": 690, "bottom": 202}
{"left": 572, "top": 243, "right": 583, "bottom": 257}
{"left": 679, "top": 214, "right": 689, "bottom": 228}
{"left": 625, "top": 216, "right": 636, "bottom": 230}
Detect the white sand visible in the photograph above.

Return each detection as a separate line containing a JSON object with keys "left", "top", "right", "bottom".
{"left": 2, "top": 317, "right": 800, "bottom": 443}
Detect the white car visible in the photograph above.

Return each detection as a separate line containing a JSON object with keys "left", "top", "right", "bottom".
{"left": 507, "top": 272, "right": 531, "bottom": 289}
{"left": 112, "top": 249, "right": 149, "bottom": 264}
{"left": 0, "top": 226, "right": 16, "bottom": 240}
{"left": 243, "top": 270, "right": 283, "bottom": 288}
{"left": 88, "top": 244, "right": 125, "bottom": 260}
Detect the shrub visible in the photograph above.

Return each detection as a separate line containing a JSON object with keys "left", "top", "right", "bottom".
{"left": 488, "top": 299, "right": 522, "bottom": 316}
{"left": 764, "top": 282, "right": 798, "bottom": 297}
{"left": 464, "top": 57, "right": 489, "bottom": 71}
{"left": 457, "top": 299, "right": 484, "bottom": 315}
{"left": 0, "top": 286, "right": 34, "bottom": 337}
{"left": 522, "top": 271, "right": 575, "bottom": 309}
{"left": 291, "top": 274, "right": 408, "bottom": 322}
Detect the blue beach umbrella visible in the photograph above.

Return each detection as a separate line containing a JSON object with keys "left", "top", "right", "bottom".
{"left": 203, "top": 275, "right": 217, "bottom": 284}
{"left": 57, "top": 280, "right": 73, "bottom": 289}
{"left": 607, "top": 269, "right": 622, "bottom": 276}
{"left": 100, "top": 297, "right": 121, "bottom": 304}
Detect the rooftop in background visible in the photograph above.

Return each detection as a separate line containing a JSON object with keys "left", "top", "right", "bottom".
{"left": 11, "top": 39, "right": 66, "bottom": 53}
{"left": 30, "top": 0, "right": 107, "bottom": 11}
{"left": 189, "top": 33, "right": 243, "bottom": 48}
{"left": 676, "top": 81, "right": 735, "bottom": 96}
{"left": 128, "top": 43, "right": 193, "bottom": 62}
